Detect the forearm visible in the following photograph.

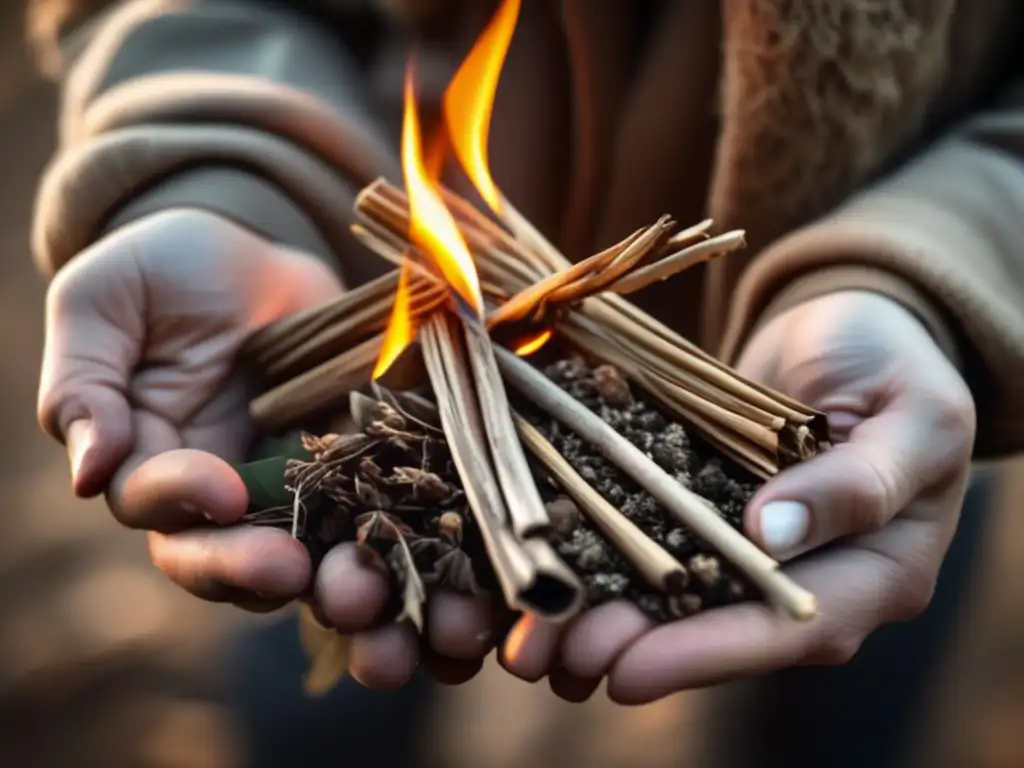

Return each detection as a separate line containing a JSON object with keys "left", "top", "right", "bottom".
{"left": 31, "top": 0, "right": 400, "bottom": 286}
{"left": 722, "top": 79, "right": 1024, "bottom": 457}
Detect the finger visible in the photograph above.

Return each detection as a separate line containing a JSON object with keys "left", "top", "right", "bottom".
{"left": 148, "top": 525, "right": 311, "bottom": 601}
{"left": 427, "top": 592, "right": 500, "bottom": 660}
{"left": 746, "top": 396, "right": 972, "bottom": 560}
{"left": 39, "top": 245, "right": 144, "bottom": 496}
{"left": 114, "top": 447, "right": 248, "bottom": 531}
{"left": 421, "top": 649, "right": 485, "bottom": 686}
{"left": 498, "top": 613, "right": 561, "bottom": 682}
{"left": 315, "top": 543, "right": 390, "bottom": 633}
{"left": 349, "top": 622, "right": 420, "bottom": 691}
{"left": 607, "top": 521, "right": 941, "bottom": 705}
{"left": 558, "top": 601, "right": 653, "bottom": 679}
{"left": 549, "top": 664, "right": 601, "bottom": 703}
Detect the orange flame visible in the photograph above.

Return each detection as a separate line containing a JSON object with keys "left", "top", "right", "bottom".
{"left": 402, "top": 65, "right": 482, "bottom": 313}
{"left": 374, "top": 63, "right": 484, "bottom": 379}
{"left": 373, "top": 257, "right": 418, "bottom": 379}
{"left": 443, "top": 0, "right": 520, "bottom": 213}
{"left": 514, "top": 329, "right": 552, "bottom": 357}
{"left": 373, "top": 1, "right": 537, "bottom": 378}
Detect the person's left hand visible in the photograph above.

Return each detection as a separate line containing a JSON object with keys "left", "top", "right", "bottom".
{"left": 492, "top": 290, "right": 976, "bottom": 703}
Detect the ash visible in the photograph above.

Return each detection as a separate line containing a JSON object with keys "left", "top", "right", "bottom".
{"left": 529, "top": 357, "right": 760, "bottom": 620}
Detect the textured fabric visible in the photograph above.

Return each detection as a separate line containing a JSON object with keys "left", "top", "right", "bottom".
{"left": 27, "top": 0, "right": 1024, "bottom": 454}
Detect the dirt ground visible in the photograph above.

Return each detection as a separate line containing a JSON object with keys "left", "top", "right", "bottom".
{"left": 2, "top": 4, "right": 1023, "bottom": 767}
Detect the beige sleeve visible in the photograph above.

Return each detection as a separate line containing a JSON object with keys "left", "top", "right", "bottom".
{"left": 720, "top": 80, "right": 1024, "bottom": 458}
{"left": 30, "top": 0, "right": 401, "bottom": 287}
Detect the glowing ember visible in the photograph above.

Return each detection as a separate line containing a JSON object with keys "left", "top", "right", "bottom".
{"left": 443, "top": 0, "right": 520, "bottom": 213}
{"left": 514, "top": 329, "right": 553, "bottom": 357}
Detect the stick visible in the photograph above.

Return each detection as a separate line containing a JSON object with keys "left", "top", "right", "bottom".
{"left": 462, "top": 318, "right": 553, "bottom": 539}
{"left": 516, "top": 417, "right": 690, "bottom": 594}
{"left": 495, "top": 346, "right": 818, "bottom": 621}
{"left": 421, "top": 316, "right": 583, "bottom": 621}
{"left": 250, "top": 337, "right": 382, "bottom": 431}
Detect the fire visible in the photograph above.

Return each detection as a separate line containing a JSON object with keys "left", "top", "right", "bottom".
{"left": 443, "top": 0, "right": 521, "bottom": 213}
{"left": 374, "top": 0, "right": 544, "bottom": 379}
{"left": 514, "top": 329, "right": 553, "bottom": 357}
{"left": 373, "top": 258, "right": 418, "bottom": 379}
{"left": 401, "top": 65, "right": 482, "bottom": 314}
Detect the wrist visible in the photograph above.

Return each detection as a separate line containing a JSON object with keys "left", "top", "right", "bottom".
{"left": 754, "top": 266, "right": 962, "bottom": 372}
{"left": 105, "top": 166, "right": 335, "bottom": 266}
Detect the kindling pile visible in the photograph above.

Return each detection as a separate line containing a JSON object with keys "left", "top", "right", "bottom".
{"left": 234, "top": 0, "right": 829, "bottom": 693}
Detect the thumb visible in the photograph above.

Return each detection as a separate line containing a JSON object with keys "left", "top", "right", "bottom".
{"left": 38, "top": 242, "right": 143, "bottom": 497}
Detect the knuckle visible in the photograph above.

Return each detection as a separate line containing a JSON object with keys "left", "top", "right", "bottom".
{"left": 847, "top": 455, "right": 894, "bottom": 532}
{"left": 46, "top": 257, "right": 94, "bottom": 315}
{"left": 892, "top": 566, "right": 938, "bottom": 622}
{"left": 937, "top": 389, "right": 977, "bottom": 458}
{"left": 35, "top": 387, "right": 68, "bottom": 437}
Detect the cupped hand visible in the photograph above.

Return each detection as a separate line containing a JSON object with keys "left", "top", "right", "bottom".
{"left": 494, "top": 290, "right": 976, "bottom": 704}
{"left": 39, "top": 209, "right": 343, "bottom": 609}
{"left": 39, "top": 208, "right": 504, "bottom": 684}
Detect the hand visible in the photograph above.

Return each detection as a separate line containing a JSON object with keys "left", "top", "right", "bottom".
{"left": 40, "top": 208, "right": 502, "bottom": 687}
{"left": 39, "top": 209, "right": 343, "bottom": 610}
{"left": 494, "top": 290, "right": 975, "bottom": 704}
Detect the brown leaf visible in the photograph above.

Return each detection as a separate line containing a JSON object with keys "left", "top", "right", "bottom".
{"left": 389, "top": 534, "right": 426, "bottom": 632}
{"left": 298, "top": 603, "right": 352, "bottom": 695}
{"left": 354, "top": 511, "right": 411, "bottom": 546}
{"left": 433, "top": 549, "right": 481, "bottom": 593}
{"left": 373, "top": 385, "right": 444, "bottom": 435}
{"left": 354, "top": 475, "right": 386, "bottom": 511}
{"left": 386, "top": 466, "right": 454, "bottom": 503}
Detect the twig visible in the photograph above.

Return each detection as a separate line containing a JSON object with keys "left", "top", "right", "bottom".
{"left": 462, "top": 318, "right": 553, "bottom": 539}
{"left": 421, "top": 315, "right": 583, "bottom": 620}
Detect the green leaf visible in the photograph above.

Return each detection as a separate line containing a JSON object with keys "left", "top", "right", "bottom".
{"left": 234, "top": 431, "right": 315, "bottom": 513}
{"left": 235, "top": 456, "right": 295, "bottom": 512}
{"left": 247, "top": 430, "right": 311, "bottom": 463}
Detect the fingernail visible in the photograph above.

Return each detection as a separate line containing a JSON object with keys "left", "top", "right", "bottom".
{"left": 759, "top": 501, "right": 810, "bottom": 556}
{"left": 66, "top": 419, "right": 95, "bottom": 480}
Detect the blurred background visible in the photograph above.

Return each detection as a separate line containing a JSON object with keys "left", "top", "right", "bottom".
{"left": 3, "top": 2, "right": 1024, "bottom": 766}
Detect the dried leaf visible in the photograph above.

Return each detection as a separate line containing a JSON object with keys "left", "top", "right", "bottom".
{"left": 354, "top": 511, "right": 412, "bottom": 545}
{"left": 433, "top": 548, "right": 480, "bottom": 593}
{"left": 372, "top": 384, "right": 443, "bottom": 435}
{"left": 353, "top": 512, "right": 427, "bottom": 632}
{"left": 354, "top": 475, "right": 386, "bottom": 511}
{"left": 350, "top": 391, "right": 383, "bottom": 431}
{"left": 298, "top": 603, "right": 352, "bottom": 695}
{"left": 389, "top": 534, "right": 426, "bottom": 631}
{"left": 385, "top": 466, "right": 453, "bottom": 503}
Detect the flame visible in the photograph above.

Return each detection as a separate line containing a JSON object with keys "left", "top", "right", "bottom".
{"left": 513, "top": 329, "right": 552, "bottom": 357}
{"left": 374, "top": 1, "right": 528, "bottom": 377}
{"left": 402, "top": 63, "right": 482, "bottom": 314}
{"left": 443, "top": 0, "right": 520, "bottom": 213}
{"left": 373, "top": 258, "right": 418, "bottom": 379}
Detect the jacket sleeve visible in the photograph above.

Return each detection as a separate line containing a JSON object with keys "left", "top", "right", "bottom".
{"left": 720, "top": 79, "right": 1024, "bottom": 457}
{"left": 30, "top": 0, "right": 401, "bottom": 287}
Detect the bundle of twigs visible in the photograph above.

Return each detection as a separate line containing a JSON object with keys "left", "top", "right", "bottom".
{"left": 239, "top": 179, "right": 830, "bottom": 693}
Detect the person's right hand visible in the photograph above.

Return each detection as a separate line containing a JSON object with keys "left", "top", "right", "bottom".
{"left": 39, "top": 208, "right": 500, "bottom": 688}
{"left": 38, "top": 209, "right": 343, "bottom": 611}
